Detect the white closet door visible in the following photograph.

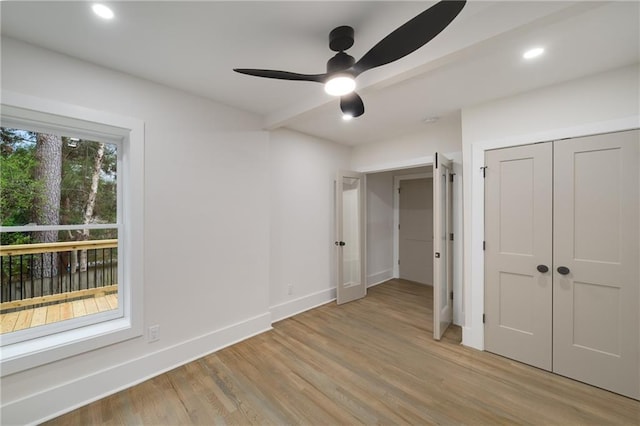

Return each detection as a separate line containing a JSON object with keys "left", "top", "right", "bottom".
{"left": 553, "top": 130, "right": 639, "bottom": 399}
{"left": 484, "top": 143, "right": 553, "bottom": 370}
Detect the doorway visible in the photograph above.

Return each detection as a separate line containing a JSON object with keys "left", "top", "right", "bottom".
{"left": 395, "top": 174, "right": 433, "bottom": 285}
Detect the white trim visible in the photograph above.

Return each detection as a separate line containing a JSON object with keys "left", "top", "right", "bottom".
{"left": 1, "top": 223, "right": 118, "bottom": 232}
{"left": 355, "top": 155, "right": 434, "bottom": 174}
{"left": 462, "top": 115, "right": 640, "bottom": 350}
{"left": 0, "top": 90, "right": 145, "bottom": 375}
{"left": 1, "top": 313, "right": 272, "bottom": 426}
{"left": 269, "top": 287, "right": 336, "bottom": 323}
{"left": 367, "top": 269, "right": 393, "bottom": 287}
{"left": 393, "top": 172, "right": 433, "bottom": 278}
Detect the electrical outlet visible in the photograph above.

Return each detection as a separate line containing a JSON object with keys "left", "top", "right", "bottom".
{"left": 148, "top": 324, "right": 160, "bottom": 342}
{"left": 288, "top": 284, "right": 293, "bottom": 295}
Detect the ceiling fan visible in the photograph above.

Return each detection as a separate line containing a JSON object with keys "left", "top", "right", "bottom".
{"left": 234, "top": 0, "right": 466, "bottom": 120}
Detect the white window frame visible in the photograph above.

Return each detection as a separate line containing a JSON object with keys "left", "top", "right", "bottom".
{"left": 0, "top": 91, "right": 144, "bottom": 376}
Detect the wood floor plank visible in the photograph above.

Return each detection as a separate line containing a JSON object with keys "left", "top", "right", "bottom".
{"left": 0, "top": 311, "right": 19, "bottom": 333}
{"left": 95, "top": 295, "right": 112, "bottom": 312}
{"left": 105, "top": 294, "right": 118, "bottom": 309}
{"left": 30, "top": 306, "right": 47, "bottom": 327}
{"left": 45, "top": 303, "right": 60, "bottom": 324}
{"left": 59, "top": 302, "right": 74, "bottom": 320}
{"left": 12, "top": 309, "right": 34, "bottom": 331}
{"left": 83, "top": 297, "right": 99, "bottom": 315}
{"left": 44, "top": 279, "right": 640, "bottom": 425}
{"left": 71, "top": 299, "right": 87, "bottom": 317}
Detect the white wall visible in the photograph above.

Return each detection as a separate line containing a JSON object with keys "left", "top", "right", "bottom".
{"left": 0, "top": 37, "right": 327, "bottom": 425}
{"left": 460, "top": 64, "right": 640, "bottom": 349}
{"left": 269, "top": 129, "right": 351, "bottom": 321}
{"left": 350, "top": 112, "right": 462, "bottom": 172}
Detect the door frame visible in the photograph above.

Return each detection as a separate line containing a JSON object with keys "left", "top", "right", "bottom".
{"left": 392, "top": 172, "right": 433, "bottom": 279}
{"left": 465, "top": 117, "right": 639, "bottom": 350}
{"left": 357, "top": 153, "right": 463, "bottom": 326}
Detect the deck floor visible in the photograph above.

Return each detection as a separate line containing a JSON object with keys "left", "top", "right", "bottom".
{"left": 0, "top": 293, "right": 118, "bottom": 334}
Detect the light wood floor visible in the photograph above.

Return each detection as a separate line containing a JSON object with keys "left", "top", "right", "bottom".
{"left": 0, "top": 294, "right": 118, "bottom": 334}
{"left": 46, "top": 279, "right": 639, "bottom": 425}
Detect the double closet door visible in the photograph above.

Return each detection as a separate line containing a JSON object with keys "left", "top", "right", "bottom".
{"left": 484, "top": 130, "right": 639, "bottom": 399}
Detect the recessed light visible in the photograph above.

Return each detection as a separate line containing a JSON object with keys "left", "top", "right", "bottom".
{"left": 92, "top": 4, "right": 114, "bottom": 20}
{"left": 422, "top": 116, "right": 440, "bottom": 124}
{"left": 523, "top": 47, "right": 544, "bottom": 60}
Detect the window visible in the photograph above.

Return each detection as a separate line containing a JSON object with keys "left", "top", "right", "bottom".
{"left": 0, "top": 92, "right": 143, "bottom": 375}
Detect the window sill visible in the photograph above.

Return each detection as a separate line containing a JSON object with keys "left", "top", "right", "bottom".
{"left": 1, "top": 317, "right": 142, "bottom": 376}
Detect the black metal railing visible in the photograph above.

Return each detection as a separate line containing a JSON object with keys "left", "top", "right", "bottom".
{"left": 0, "top": 239, "right": 118, "bottom": 310}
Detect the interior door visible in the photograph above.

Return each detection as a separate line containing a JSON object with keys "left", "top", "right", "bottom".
{"left": 399, "top": 178, "right": 433, "bottom": 284}
{"left": 335, "top": 170, "right": 366, "bottom": 305}
{"left": 433, "top": 153, "right": 453, "bottom": 340}
{"left": 484, "top": 143, "right": 553, "bottom": 370}
{"left": 553, "top": 130, "right": 639, "bottom": 399}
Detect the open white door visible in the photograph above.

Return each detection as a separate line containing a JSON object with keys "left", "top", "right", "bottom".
{"left": 335, "top": 170, "right": 366, "bottom": 305}
{"left": 433, "top": 153, "right": 453, "bottom": 340}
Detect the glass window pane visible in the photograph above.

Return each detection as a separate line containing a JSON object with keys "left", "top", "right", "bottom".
{"left": 1, "top": 127, "right": 119, "bottom": 335}
{"left": 342, "top": 176, "right": 361, "bottom": 287}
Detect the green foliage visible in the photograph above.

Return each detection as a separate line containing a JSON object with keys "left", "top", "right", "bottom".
{"left": 1, "top": 129, "right": 40, "bottom": 245}
{"left": 1, "top": 128, "right": 118, "bottom": 245}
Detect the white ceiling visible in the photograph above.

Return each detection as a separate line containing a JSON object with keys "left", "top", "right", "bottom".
{"left": 1, "top": 1, "right": 638, "bottom": 145}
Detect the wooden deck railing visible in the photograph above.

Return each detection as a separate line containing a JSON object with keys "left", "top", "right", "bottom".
{"left": 0, "top": 239, "right": 118, "bottom": 312}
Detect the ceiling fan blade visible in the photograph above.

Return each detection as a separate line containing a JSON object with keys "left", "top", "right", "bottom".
{"left": 234, "top": 68, "right": 326, "bottom": 83}
{"left": 340, "top": 92, "right": 365, "bottom": 118}
{"left": 352, "top": 0, "right": 466, "bottom": 75}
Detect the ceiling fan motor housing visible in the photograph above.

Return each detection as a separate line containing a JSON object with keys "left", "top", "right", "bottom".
{"left": 326, "top": 52, "right": 356, "bottom": 74}
{"left": 329, "top": 25, "right": 354, "bottom": 51}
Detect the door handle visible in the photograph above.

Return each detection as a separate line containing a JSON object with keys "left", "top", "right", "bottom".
{"left": 536, "top": 265, "right": 549, "bottom": 273}
{"left": 435, "top": 252, "right": 440, "bottom": 258}
{"left": 557, "top": 266, "right": 570, "bottom": 275}
{"left": 334, "top": 241, "right": 346, "bottom": 246}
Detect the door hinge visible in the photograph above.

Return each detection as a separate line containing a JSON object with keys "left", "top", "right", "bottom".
{"left": 398, "top": 187, "right": 402, "bottom": 194}
{"left": 483, "top": 314, "right": 486, "bottom": 324}
{"left": 398, "top": 223, "right": 401, "bottom": 230}
{"left": 398, "top": 259, "right": 400, "bottom": 265}
{"left": 450, "top": 291, "right": 454, "bottom": 300}
{"left": 449, "top": 233, "right": 454, "bottom": 241}
{"left": 435, "top": 153, "right": 438, "bottom": 169}
{"left": 480, "top": 166, "right": 487, "bottom": 178}
{"left": 450, "top": 173, "right": 455, "bottom": 183}
{"left": 483, "top": 241, "right": 486, "bottom": 250}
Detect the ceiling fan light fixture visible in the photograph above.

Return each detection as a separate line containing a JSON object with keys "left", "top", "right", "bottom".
{"left": 324, "top": 75, "right": 356, "bottom": 96}
{"left": 342, "top": 114, "right": 354, "bottom": 121}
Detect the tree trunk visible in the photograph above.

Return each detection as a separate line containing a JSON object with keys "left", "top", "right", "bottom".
{"left": 78, "top": 143, "right": 105, "bottom": 272}
{"left": 32, "top": 133, "right": 62, "bottom": 280}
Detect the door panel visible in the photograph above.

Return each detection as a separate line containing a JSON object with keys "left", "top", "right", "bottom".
{"left": 484, "top": 143, "right": 553, "bottom": 370}
{"left": 399, "top": 178, "right": 433, "bottom": 284}
{"left": 433, "top": 153, "right": 453, "bottom": 340}
{"left": 336, "top": 171, "right": 366, "bottom": 305}
{"left": 553, "top": 130, "right": 639, "bottom": 399}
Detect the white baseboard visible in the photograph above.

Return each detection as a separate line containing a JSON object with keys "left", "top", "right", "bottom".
{"left": 367, "top": 269, "right": 393, "bottom": 287}
{"left": 269, "top": 287, "right": 336, "bottom": 323}
{"left": 1, "top": 313, "right": 272, "bottom": 426}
